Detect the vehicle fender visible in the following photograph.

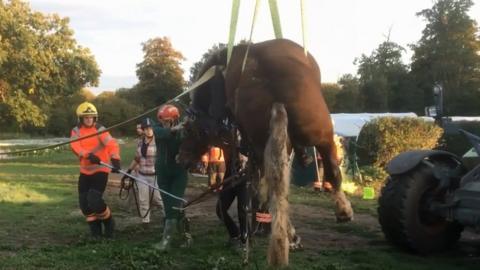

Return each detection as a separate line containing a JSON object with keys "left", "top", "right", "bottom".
{"left": 386, "top": 150, "right": 462, "bottom": 175}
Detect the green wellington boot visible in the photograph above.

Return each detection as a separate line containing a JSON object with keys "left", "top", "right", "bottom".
{"left": 154, "top": 219, "right": 177, "bottom": 251}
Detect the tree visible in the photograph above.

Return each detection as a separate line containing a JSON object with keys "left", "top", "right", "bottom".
{"left": 356, "top": 41, "right": 410, "bottom": 112}
{"left": 94, "top": 92, "right": 143, "bottom": 136}
{"left": 45, "top": 89, "right": 96, "bottom": 136}
{"left": 134, "top": 37, "right": 185, "bottom": 109}
{"left": 410, "top": 0, "right": 480, "bottom": 115}
{"left": 0, "top": 0, "right": 100, "bottom": 128}
{"left": 321, "top": 83, "right": 340, "bottom": 112}
{"left": 334, "top": 74, "right": 362, "bottom": 113}
{"left": 189, "top": 43, "right": 226, "bottom": 84}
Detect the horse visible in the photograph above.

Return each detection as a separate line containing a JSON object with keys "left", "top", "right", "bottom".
{"left": 178, "top": 38, "right": 354, "bottom": 267}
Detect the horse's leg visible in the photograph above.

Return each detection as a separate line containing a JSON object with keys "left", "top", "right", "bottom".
{"left": 316, "top": 142, "right": 354, "bottom": 223}
{"left": 287, "top": 219, "right": 302, "bottom": 250}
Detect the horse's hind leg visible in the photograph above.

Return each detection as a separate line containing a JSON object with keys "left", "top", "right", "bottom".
{"left": 287, "top": 220, "right": 302, "bottom": 250}
{"left": 316, "top": 142, "right": 354, "bottom": 223}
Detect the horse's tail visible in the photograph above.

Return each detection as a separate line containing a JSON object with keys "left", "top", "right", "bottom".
{"left": 264, "top": 103, "right": 291, "bottom": 267}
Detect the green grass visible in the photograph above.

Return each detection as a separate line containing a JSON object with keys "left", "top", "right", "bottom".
{"left": 0, "top": 139, "right": 479, "bottom": 269}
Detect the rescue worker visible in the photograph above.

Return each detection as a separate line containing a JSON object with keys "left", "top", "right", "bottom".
{"left": 207, "top": 146, "right": 226, "bottom": 191}
{"left": 216, "top": 151, "right": 248, "bottom": 249}
{"left": 125, "top": 118, "right": 163, "bottom": 224}
{"left": 200, "top": 153, "right": 209, "bottom": 175}
{"left": 151, "top": 104, "right": 192, "bottom": 251}
{"left": 70, "top": 102, "right": 121, "bottom": 238}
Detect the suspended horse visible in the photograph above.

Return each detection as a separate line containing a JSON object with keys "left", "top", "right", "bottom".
{"left": 177, "top": 38, "right": 353, "bottom": 267}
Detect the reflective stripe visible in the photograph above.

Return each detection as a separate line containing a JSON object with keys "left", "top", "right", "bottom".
{"left": 256, "top": 212, "right": 272, "bottom": 223}
{"left": 96, "top": 207, "right": 111, "bottom": 220}
{"left": 86, "top": 214, "right": 97, "bottom": 222}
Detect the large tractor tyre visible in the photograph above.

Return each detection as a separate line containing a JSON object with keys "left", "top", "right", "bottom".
{"left": 378, "top": 163, "right": 463, "bottom": 253}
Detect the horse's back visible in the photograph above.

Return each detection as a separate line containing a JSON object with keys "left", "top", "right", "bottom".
{"left": 227, "top": 39, "right": 333, "bottom": 147}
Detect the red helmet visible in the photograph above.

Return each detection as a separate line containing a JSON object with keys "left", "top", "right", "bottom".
{"left": 157, "top": 105, "right": 180, "bottom": 120}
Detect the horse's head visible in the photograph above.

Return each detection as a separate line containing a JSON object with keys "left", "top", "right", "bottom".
{"left": 178, "top": 108, "right": 234, "bottom": 169}
{"left": 177, "top": 50, "right": 230, "bottom": 167}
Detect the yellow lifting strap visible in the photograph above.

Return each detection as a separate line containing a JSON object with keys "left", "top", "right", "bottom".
{"left": 241, "top": 0, "right": 262, "bottom": 72}
{"left": 227, "top": 0, "right": 309, "bottom": 70}
{"left": 300, "top": 0, "right": 309, "bottom": 56}
{"left": 268, "top": 0, "right": 283, "bottom": 39}
{"left": 227, "top": 0, "right": 241, "bottom": 66}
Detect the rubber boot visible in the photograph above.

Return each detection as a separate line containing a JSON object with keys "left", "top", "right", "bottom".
{"left": 102, "top": 216, "right": 115, "bottom": 238}
{"left": 178, "top": 217, "right": 193, "bottom": 248}
{"left": 88, "top": 220, "right": 102, "bottom": 238}
{"left": 154, "top": 219, "right": 177, "bottom": 251}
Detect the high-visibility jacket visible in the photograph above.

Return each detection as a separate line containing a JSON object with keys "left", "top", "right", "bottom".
{"left": 208, "top": 147, "right": 224, "bottom": 162}
{"left": 70, "top": 124, "right": 120, "bottom": 175}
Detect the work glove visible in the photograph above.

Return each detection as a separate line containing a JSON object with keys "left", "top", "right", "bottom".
{"left": 171, "top": 123, "right": 184, "bottom": 132}
{"left": 111, "top": 159, "right": 121, "bottom": 173}
{"left": 87, "top": 153, "right": 101, "bottom": 164}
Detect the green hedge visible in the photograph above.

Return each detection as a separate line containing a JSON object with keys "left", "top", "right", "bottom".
{"left": 357, "top": 117, "right": 443, "bottom": 168}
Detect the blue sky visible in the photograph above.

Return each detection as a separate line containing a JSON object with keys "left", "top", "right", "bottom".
{"left": 29, "top": 0, "right": 480, "bottom": 95}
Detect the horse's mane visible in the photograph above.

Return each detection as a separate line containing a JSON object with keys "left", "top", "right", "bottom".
{"left": 190, "top": 48, "right": 229, "bottom": 120}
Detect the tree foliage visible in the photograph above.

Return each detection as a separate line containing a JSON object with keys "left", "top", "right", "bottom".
{"left": 410, "top": 0, "right": 480, "bottom": 116}
{"left": 355, "top": 41, "right": 411, "bottom": 112}
{"left": 94, "top": 91, "right": 143, "bottom": 136}
{"left": 321, "top": 83, "right": 340, "bottom": 112}
{"left": 334, "top": 74, "right": 362, "bottom": 113}
{"left": 189, "top": 43, "right": 226, "bottom": 84}
{"left": 134, "top": 37, "right": 185, "bottom": 109}
{"left": 0, "top": 0, "right": 100, "bottom": 128}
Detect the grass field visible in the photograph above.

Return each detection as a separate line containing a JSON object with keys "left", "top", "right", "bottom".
{"left": 0, "top": 139, "right": 479, "bottom": 269}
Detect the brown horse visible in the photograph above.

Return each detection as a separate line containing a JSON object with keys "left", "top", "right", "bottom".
{"left": 178, "top": 39, "right": 353, "bottom": 267}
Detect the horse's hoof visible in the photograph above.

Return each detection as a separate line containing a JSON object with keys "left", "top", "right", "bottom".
{"left": 289, "top": 235, "right": 303, "bottom": 251}
{"left": 336, "top": 214, "right": 354, "bottom": 223}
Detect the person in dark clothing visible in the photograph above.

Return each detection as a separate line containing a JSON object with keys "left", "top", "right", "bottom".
{"left": 152, "top": 104, "right": 192, "bottom": 251}
{"left": 216, "top": 133, "right": 249, "bottom": 248}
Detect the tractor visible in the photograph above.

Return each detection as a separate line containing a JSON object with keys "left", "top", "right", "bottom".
{"left": 378, "top": 129, "right": 480, "bottom": 253}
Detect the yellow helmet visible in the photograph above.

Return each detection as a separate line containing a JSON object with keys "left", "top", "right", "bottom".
{"left": 76, "top": 102, "right": 98, "bottom": 117}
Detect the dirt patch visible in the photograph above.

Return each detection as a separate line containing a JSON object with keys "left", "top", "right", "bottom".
{"left": 290, "top": 203, "right": 383, "bottom": 249}
{"left": 107, "top": 178, "right": 480, "bottom": 253}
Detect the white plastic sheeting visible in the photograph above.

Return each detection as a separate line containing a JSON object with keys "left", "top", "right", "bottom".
{"left": 331, "top": 113, "right": 428, "bottom": 138}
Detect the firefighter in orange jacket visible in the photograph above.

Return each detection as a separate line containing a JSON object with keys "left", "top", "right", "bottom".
{"left": 207, "top": 146, "right": 226, "bottom": 191}
{"left": 70, "top": 102, "right": 121, "bottom": 238}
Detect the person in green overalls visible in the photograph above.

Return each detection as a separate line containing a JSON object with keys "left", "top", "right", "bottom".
{"left": 152, "top": 104, "right": 192, "bottom": 251}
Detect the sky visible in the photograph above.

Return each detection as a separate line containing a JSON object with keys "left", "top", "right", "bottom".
{"left": 29, "top": 0, "right": 480, "bottom": 95}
